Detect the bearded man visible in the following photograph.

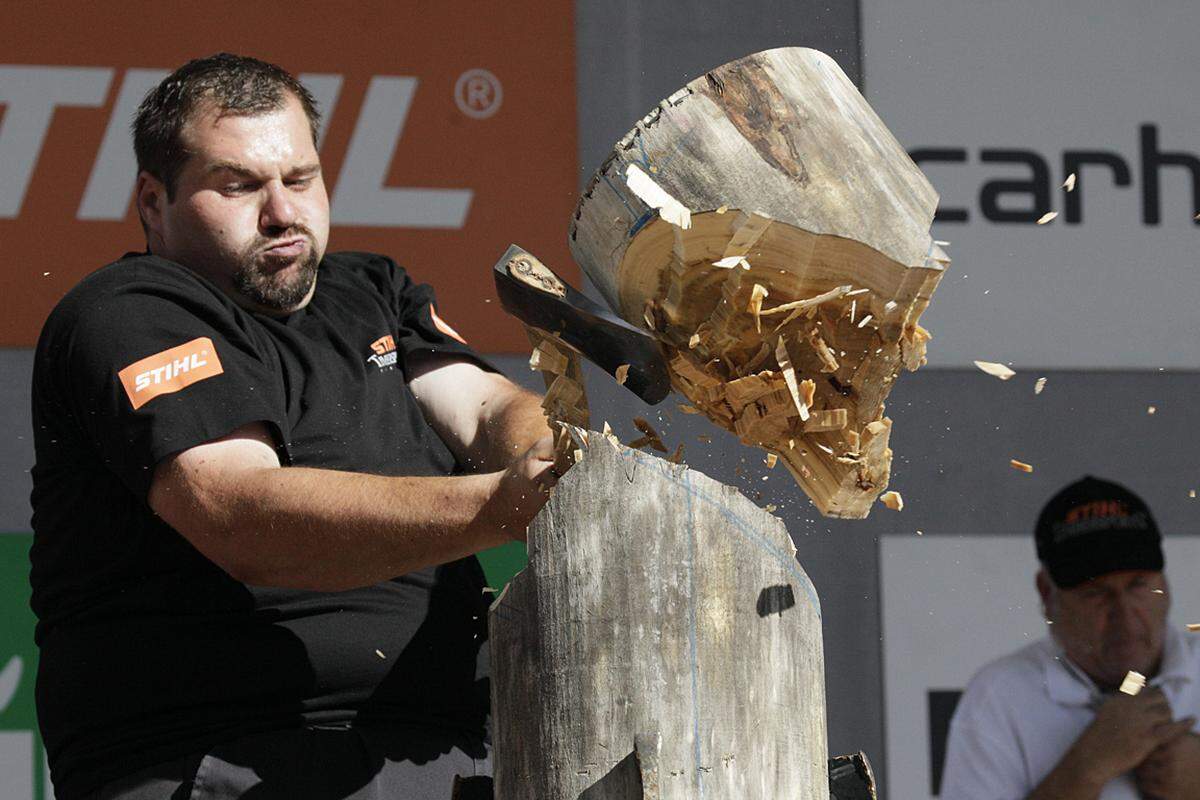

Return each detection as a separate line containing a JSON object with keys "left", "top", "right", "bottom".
{"left": 30, "top": 53, "right": 556, "bottom": 800}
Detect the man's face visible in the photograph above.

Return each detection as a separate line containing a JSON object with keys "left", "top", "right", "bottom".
{"left": 146, "top": 92, "right": 330, "bottom": 314}
{"left": 1040, "top": 569, "right": 1169, "bottom": 690}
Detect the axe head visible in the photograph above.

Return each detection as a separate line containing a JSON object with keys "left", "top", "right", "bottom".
{"left": 492, "top": 244, "right": 672, "bottom": 405}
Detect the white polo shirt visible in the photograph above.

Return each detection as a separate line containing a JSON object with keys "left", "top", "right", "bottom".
{"left": 941, "top": 625, "right": 1200, "bottom": 800}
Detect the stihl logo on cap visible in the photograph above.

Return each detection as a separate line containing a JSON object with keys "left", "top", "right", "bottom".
{"left": 118, "top": 337, "right": 223, "bottom": 410}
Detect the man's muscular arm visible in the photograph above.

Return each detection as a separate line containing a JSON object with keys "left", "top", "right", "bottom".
{"left": 407, "top": 356, "right": 554, "bottom": 473}
{"left": 149, "top": 358, "right": 560, "bottom": 593}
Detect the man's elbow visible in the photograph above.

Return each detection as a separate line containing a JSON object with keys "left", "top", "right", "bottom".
{"left": 149, "top": 462, "right": 274, "bottom": 583}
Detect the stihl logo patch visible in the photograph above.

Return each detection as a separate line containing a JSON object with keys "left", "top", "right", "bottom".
{"left": 118, "top": 337, "right": 223, "bottom": 410}
{"left": 430, "top": 306, "right": 467, "bottom": 344}
{"left": 367, "top": 334, "right": 398, "bottom": 370}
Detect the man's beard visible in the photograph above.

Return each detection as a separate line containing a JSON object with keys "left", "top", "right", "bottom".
{"left": 231, "top": 231, "right": 320, "bottom": 311}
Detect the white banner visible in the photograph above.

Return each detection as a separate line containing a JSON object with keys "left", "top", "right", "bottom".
{"left": 863, "top": 0, "right": 1200, "bottom": 369}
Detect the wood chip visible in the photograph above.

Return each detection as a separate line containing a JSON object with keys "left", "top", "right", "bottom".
{"left": 845, "top": 288, "right": 870, "bottom": 297}
{"left": 775, "top": 337, "right": 809, "bottom": 421}
{"left": 809, "top": 330, "right": 840, "bottom": 373}
{"left": 1189, "top": 490, "right": 1196, "bottom": 499}
{"left": 713, "top": 255, "right": 749, "bottom": 270}
{"left": 1010, "top": 459, "right": 1034, "bottom": 473}
{"left": 856, "top": 314, "right": 874, "bottom": 329}
{"left": 765, "top": 453, "right": 778, "bottom": 469}
{"left": 1036, "top": 211, "right": 1058, "bottom": 225}
{"left": 1034, "top": 377, "right": 1047, "bottom": 395}
{"left": 974, "top": 360, "right": 1016, "bottom": 380}
{"left": 849, "top": 299, "right": 857, "bottom": 324}
{"left": 1118, "top": 670, "right": 1146, "bottom": 696}
{"left": 615, "top": 364, "right": 630, "bottom": 385}
{"left": 632, "top": 417, "right": 668, "bottom": 453}
{"left": 803, "top": 408, "right": 848, "bottom": 433}
{"left": 1062, "top": 173, "right": 1076, "bottom": 192}
{"left": 760, "top": 285, "right": 852, "bottom": 316}
{"left": 625, "top": 163, "right": 691, "bottom": 229}
{"left": 880, "top": 491, "right": 904, "bottom": 511}
{"left": 677, "top": 404, "right": 701, "bottom": 415}
{"left": 1188, "top": 623, "right": 1200, "bottom": 631}
{"left": 716, "top": 205, "right": 728, "bottom": 214}
{"left": 884, "top": 300, "right": 898, "bottom": 313}
{"left": 748, "top": 284, "right": 769, "bottom": 332}
{"left": 529, "top": 340, "right": 569, "bottom": 376}
{"left": 765, "top": 503, "right": 777, "bottom": 513}
{"left": 375, "top": 649, "right": 386, "bottom": 659}
{"left": 668, "top": 443, "right": 685, "bottom": 464}
{"left": 688, "top": 332, "right": 701, "bottom": 349}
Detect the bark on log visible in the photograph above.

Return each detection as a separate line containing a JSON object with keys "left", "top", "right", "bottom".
{"left": 568, "top": 47, "right": 947, "bottom": 518}
{"left": 490, "top": 435, "right": 828, "bottom": 799}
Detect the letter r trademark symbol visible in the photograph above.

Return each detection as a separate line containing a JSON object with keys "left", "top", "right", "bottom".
{"left": 454, "top": 69, "right": 502, "bottom": 119}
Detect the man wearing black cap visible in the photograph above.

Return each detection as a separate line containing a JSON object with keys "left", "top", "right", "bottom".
{"left": 941, "top": 477, "right": 1200, "bottom": 799}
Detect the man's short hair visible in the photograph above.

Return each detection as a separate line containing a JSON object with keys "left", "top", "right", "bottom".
{"left": 133, "top": 53, "right": 320, "bottom": 200}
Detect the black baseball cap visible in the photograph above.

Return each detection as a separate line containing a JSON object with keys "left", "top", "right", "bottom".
{"left": 1035, "top": 476, "right": 1162, "bottom": 588}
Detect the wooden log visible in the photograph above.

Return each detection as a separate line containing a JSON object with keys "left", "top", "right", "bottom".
{"left": 568, "top": 47, "right": 947, "bottom": 518}
{"left": 490, "top": 436, "right": 828, "bottom": 799}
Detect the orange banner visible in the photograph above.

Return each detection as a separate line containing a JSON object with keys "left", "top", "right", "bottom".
{"left": 0, "top": 1, "right": 578, "bottom": 352}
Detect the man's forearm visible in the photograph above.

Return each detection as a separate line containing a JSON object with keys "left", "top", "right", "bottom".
{"left": 1027, "top": 747, "right": 1107, "bottom": 800}
{"left": 173, "top": 465, "right": 516, "bottom": 592}
{"left": 480, "top": 387, "right": 554, "bottom": 470}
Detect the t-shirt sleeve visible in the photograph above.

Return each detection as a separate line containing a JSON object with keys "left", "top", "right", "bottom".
{"left": 375, "top": 256, "right": 499, "bottom": 377}
{"left": 940, "top": 691, "right": 1030, "bottom": 800}
{"left": 49, "top": 284, "right": 289, "bottom": 499}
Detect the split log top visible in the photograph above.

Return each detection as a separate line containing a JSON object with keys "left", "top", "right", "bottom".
{"left": 569, "top": 47, "right": 948, "bottom": 518}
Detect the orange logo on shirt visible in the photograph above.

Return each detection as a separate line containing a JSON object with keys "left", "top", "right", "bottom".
{"left": 117, "top": 337, "right": 224, "bottom": 410}
{"left": 367, "top": 334, "right": 398, "bottom": 370}
{"left": 430, "top": 306, "right": 467, "bottom": 344}
{"left": 369, "top": 335, "right": 396, "bottom": 356}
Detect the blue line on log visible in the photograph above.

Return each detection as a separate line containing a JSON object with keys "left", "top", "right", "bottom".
{"left": 683, "top": 468, "right": 705, "bottom": 796}
{"left": 617, "top": 447, "right": 822, "bottom": 619}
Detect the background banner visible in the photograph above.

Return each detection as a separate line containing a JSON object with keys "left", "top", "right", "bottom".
{"left": 862, "top": 0, "right": 1200, "bottom": 369}
{"left": 0, "top": 0, "right": 579, "bottom": 352}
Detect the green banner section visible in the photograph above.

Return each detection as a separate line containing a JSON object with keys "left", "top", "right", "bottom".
{"left": 1, "top": 533, "right": 50, "bottom": 799}
{"left": 476, "top": 540, "right": 528, "bottom": 593}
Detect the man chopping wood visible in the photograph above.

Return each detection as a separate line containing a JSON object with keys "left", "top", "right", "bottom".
{"left": 30, "top": 53, "right": 559, "bottom": 800}
{"left": 942, "top": 477, "right": 1200, "bottom": 799}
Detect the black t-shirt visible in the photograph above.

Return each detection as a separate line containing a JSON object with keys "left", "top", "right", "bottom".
{"left": 30, "top": 251, "right": 495, "bottom": 799}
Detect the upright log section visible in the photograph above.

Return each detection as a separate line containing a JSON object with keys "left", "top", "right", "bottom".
{"left": 569, "top": 47, "right": 947, "bottom": 518}
{"left": 490, "top": 437, "right": 828, "bottom": 799}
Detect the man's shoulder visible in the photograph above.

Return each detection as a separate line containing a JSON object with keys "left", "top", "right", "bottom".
{"left": 41, "top": 254, "right": 230, "bottom": 345}
{"left": 317, "top": 252, "right": 426, "bottom": 312}
{"left": 54, "top": 254, "right": 218, "bottom": 313}
{"left": 322, "top": 251, "right": 403, "bottom": 278}
{"left": 960, "top": 638, "right": 1053, "bottom": 709}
